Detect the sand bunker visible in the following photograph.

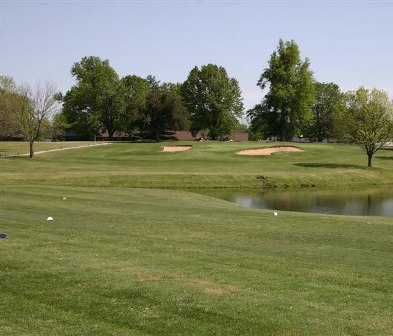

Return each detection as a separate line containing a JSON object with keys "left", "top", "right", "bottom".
{"left": 237, "top": 146, "right": 304, "bottom": 156}
{"left": 162, "top": 145, "right": 193, "bottom": 152}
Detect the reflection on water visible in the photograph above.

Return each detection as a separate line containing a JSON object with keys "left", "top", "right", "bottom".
{"left": 196, "top": 188, "right": 393, "bottom": 217}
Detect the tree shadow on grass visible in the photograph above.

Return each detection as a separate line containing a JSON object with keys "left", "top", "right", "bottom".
{"left": 376, "top": 147, "right": 393, "bottom": 158}
{"left": 373, "top": 148, "right": 393, "bottom": 161}
{"left": 0, "top": 148, "right": 26, "bottom": 158}
{"left": 0, "top": 155, "right": 30, "bottom": 160}
{"left": 294, "top": 163, "right": 363, "bottom": 169}
{"left": 376, "top": 156, "right": 393, "bottom": 161}
{"left": 0, "top": 148, "right": 12, "bottom": 152}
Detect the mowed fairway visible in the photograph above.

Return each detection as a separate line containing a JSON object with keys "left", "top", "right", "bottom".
{"left": 1, "top": 142, "right": 393, "bottom": 335}
{"left": 1, "top": 141, "right": 393, "bottom": 188}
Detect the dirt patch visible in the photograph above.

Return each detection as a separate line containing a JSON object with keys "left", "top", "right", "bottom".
{"left": 162, "top": 145, "right": 193, "bottom": 152}
{"left": 182, "top": 277, "right": 212, "bottom": 287}
{"left": 205, "top": 285, "right": 240, "bottom": 295}
{"left": 237, "top": 146, "right": 304, "bottom": 156}
{"left": 181, "top": 277, "right": 240, "bottom": 295}
{"left": 137, "top": 272, "right": 161, "bottom": 282}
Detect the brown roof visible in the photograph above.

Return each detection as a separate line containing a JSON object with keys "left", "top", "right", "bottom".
{"left": 97, "top": 131, "right": 127, "bottom": 138}
{"left": 173, "top": 131, "right": 249, "bottom": 141}
{"left": 232, "top": 133, "right": 249, "bottom": 142}
{"left": 173, "top": 131, "right": 201, "bottom": 141}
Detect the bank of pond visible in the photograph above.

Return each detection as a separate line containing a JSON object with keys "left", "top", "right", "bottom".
{"left": 194, "top": 187, "right": 393, "bottom": 217}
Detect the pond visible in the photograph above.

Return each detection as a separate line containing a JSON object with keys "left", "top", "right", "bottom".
{"left": 196, "top": 188, "right": 393, "bottom": 217}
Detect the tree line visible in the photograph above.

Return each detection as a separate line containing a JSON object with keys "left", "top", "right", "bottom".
{"left": 1, "top": 39, "right": 392, "bottom": 165}
{"left": 247, "top": 39, "right": 393, "bottom": 167}
{"left": 58, "top": 57, "right": 245, "bottom": 142}
{"left": 0, "top": 59, "right": 245, "bottom": 157}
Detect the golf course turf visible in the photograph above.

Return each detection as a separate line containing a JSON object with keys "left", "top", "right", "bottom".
{"left": 1, "top": 141, "right": 392, "bottom": 335}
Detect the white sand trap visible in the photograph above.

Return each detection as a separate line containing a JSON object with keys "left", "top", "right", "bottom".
{"left": 237, "top": 146, "right": 304, "bottom": 156}
{"left": 162, "top": 145, "right": 193, "bottom": 152}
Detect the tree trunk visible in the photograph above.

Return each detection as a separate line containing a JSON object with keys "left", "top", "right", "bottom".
{"left": 29, "top": 141, "right": 34, "bottom": 158}
{"left": 108, "top": 128, "right": 114, "bottom": 141}
{"left": 279, "top": 113, "right": 286, "bottom": 141}
{"left": 210, "top": 131, "right": 218, "bottom": 141}
{"left": 367, "top": 152, "right": 373, "bottom": 168}
{"left": 317, "top": 129, "right": 323, "bottom": 142}
{"left": 279, "top": 127, "right": 285, "bottom": 142}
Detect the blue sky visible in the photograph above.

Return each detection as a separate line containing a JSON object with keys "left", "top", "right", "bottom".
{"left": 1, "top": 0, "right": 392, "bottom": 112}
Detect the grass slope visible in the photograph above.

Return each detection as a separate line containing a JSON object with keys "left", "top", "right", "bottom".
{"left": 1, "top": 186, "right": 393, "bottom": 335}
{"left": 1, "top": 142, "right": 392, "bottom": 335}
{"left": 1, "top": 141, "right": 393, "bottom": 188}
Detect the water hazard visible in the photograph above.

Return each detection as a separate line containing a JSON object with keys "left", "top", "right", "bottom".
{"left": 197, "top": 188, "right": 393, "bottom": 217}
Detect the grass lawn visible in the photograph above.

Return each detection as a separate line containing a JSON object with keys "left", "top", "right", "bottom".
{"left": 1, "top": 141, "right": 393, "bottom": 188}
{"left": 1, "top": 186, "right": 392, "bottom": 335}
{"left": 0, "top": 141, "right": 102, "bottom": 157}
{"left": 1, "top": 141, "right": 393, "bottom": 335}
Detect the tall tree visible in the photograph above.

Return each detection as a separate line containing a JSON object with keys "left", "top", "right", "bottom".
{"left": 311, "top": 82, "right": 344, "bottom": 142}
{"left": 182, "top": 64, "right": 243, "bottom": 140}
{"left": 144, "top": 82, "right": 189, "bottom": 140}
{"left": 14, "top": 81, "right": 58, "bottom": 157}
{"left": 63, "top": 56, "right": 125, "bottom": 140}
{"left": 337, "top": 87, "right": 393, "bottom": 168}
{"left": 121, "top": 75, "right": 151, "bottom": 136}
{"left": 254, "top": 39, "right": 315, "bottom": 141}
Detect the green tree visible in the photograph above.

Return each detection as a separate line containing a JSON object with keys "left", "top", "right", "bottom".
{"left": 62, "top": 85, "right": 99, "bottom": 140}
{"left": 0, "top": 76, "right": 19, "bottom": 139}
{"left": 337, "top": 87, "right": 393, "bottom": 167}
{"left": 63, "top": 56, "right": 125, "bottom": 140}
{"left": 121, "top": 75, "right": 151, "bottom": 136}
{"left": 311, "top": 82, "right": 344, "bottom": 142}
{"left": 254, "top": 39, "right": 315, "bottom": 141}
{"left": 247, "top": 103, "right": 279, "bottom": 140}
{"left": 182, "top": 64, "right": 243, "bottom": 140}
{"left": 144, "top": 82, "right": 189, "bottom": 140}
{"left": 50, "top": 111, "right": 70, "bottom": 140}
